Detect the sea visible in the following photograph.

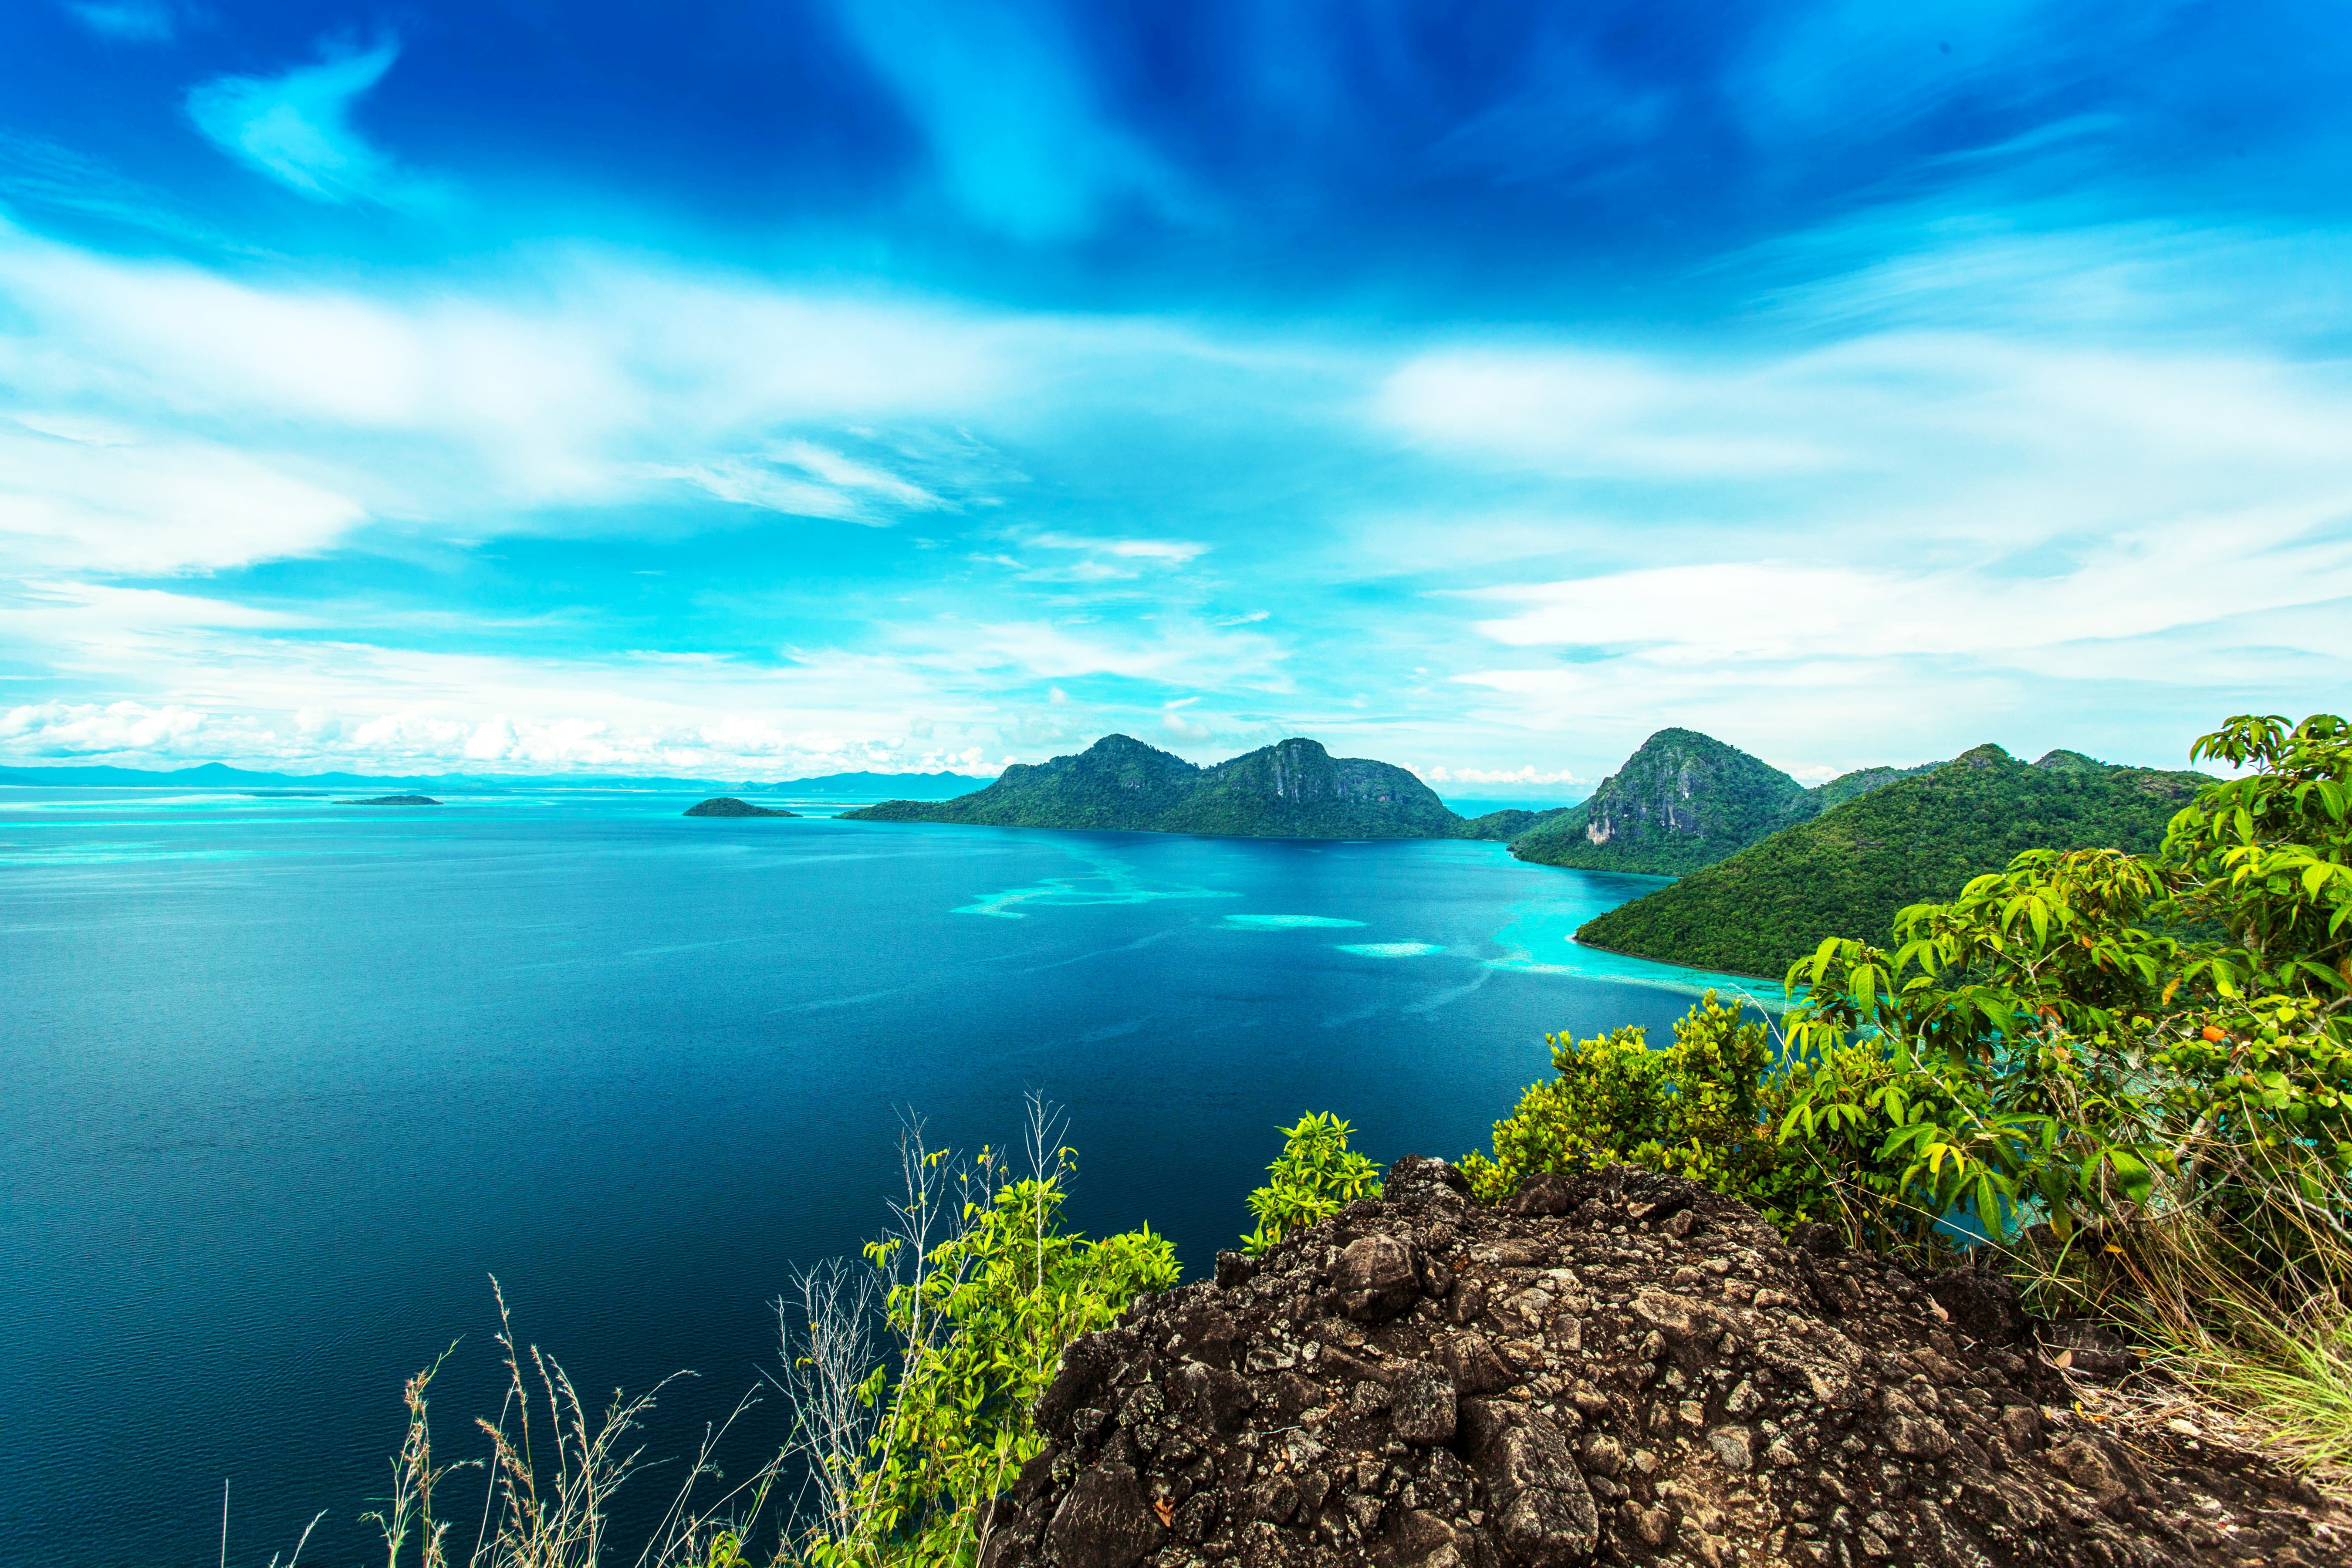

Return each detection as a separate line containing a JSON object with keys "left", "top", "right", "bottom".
{"left": 0, "top": 788, "right": 1775, "bottom": 1566}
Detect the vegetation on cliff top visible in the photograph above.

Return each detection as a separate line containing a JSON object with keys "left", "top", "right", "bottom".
{"left": 1574, "top": 743, "right": 2207, "bottom": 977}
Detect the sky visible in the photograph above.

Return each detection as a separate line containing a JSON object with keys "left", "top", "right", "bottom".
{"left": 1, "top": 1, "right": 2348, "bottom": 788}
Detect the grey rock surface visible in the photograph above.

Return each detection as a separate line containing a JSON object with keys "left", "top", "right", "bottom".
{"left": 980, "top": 1157, "right": 2348, "bottom": 1568}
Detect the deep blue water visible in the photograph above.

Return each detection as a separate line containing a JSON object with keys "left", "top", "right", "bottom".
{"left": 0, "top": 790, "right": 1772, "bottom": 1567}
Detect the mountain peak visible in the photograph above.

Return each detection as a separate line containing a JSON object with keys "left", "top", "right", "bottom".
{"left": 1508, "top": 728, "right": 1808, "bottom": 876}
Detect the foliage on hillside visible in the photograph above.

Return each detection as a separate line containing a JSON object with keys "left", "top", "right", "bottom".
{"left": 845, "top": 733, "right": 1466, "bottom": 839}
{"left": 1455, "top": 804, "right": 1571, "bottom": 841}
{"left": 1574, "top": 743, "right": 2206, "bottom": 977}
{"left": 1809, "top": 759, "right": 1940, "bottom": 811}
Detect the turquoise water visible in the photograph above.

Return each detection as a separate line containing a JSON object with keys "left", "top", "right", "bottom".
{"left": 0, "top": 789, "right": 1767, "bottom": 1565}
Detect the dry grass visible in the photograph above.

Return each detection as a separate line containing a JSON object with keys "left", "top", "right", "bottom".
{"left": 2003, "top": 1145, "right": 2352, "bottom": 1497}
{"left": 338, "top": 1277, "right": 787, "bottom": 1568}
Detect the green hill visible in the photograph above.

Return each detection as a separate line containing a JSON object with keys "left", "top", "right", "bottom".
{"left": 1573, "top": 744, "right": 2208, "bottom": 977}
{"left": 1506, "top": 729, "right": 1942, "bottom": 875}
{"left": 843, "top": 734, "right": 1467, "bottom": 839}
{"left": 1507, "top": 728, "right": 1813, "bottom": 874}
{"left": 1458, "top": 805, "right": 1572, "bottom": 841}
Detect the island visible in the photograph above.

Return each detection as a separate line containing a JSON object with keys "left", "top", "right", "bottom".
{"left": 335, "top": 794, "right": 442, "bottom": 805}
{"left": 1573, "top": 743, "right": 2208, "bottom": 977}
{"left": 683, "top": 797, "right": 798, "bottom": 817}
{"left": 843, "top": 734, "right": 1472, "bottom": 839}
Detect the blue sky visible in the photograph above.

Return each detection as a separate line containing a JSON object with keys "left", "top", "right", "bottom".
{"left": 1, "top": 1, "right": 2348, "bottom": 786}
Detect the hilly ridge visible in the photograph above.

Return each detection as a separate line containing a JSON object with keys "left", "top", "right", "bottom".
{"left": 1574, "top": 743, "right": 2208, "bottom": 977}
{"left": 845, "top": 733, "right": 1470, "bottom": 838}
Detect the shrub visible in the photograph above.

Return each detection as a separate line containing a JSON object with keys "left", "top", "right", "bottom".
{"left": 1457, "top": 991, "right": 1841, "bottom": 1229}
{"left": 1242, "top": 1112, "right": 1383, "bottom": 1254}
{"left": 789, "top": 1098, "right": 1179, "bottom": 1566}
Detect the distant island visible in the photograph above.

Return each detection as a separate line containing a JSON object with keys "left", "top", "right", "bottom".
{"left": 1575, "top": 742, "right": 2207, "bottom": 977}
{"left": 336, "top": 794, "right": 441, "bottom": 806}
{"left": 0, "top": 762, "right": 991, "bottom": 798}
{"left": 845, "top": 734, "right": 1496, "bottom": 839}
{"left": 683, "top": 797, "right": 798, "bottom": 818}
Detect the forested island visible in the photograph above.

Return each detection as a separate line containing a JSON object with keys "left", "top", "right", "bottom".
{"left": 844, "top": 734, "right": 1469, "bottom": 838}
{"left": 684, "top": 796, "right": 798, "bottom": 817}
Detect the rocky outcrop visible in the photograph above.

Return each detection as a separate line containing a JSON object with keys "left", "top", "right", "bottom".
{"left": 336, "top": 794, "right": 441, "bottom": 805}
{"left": 983, "top": 1160, "right": 2343, "bottom": 1568}
{"left": 683, "top": 797, "right": 797, "bottom": 817}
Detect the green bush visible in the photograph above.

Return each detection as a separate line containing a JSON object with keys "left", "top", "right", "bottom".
{"left": 1457, "top": 992, "right": 1836, "bottom": 1224}
{"left": 785, "top": 1106, "right": 1178, "bottom": 1568}
{"left": 1242, "top": 1112, "right": 1383, "bottom": 1254}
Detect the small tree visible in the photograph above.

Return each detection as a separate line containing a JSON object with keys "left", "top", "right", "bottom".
{"left": 1242, "top": 1112, "right": 1383, "bottom": 1254}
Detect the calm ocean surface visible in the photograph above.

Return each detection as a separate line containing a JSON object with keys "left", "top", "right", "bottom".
{"left": 0, "top": 789, "right": 1771, "bottom": 1566}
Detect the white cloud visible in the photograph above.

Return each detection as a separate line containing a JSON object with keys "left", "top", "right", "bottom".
{"left": 0, "top": 224, "right": 1181, "bottom": 563}
{"left": 1416, "top": 764, "right": 1583, "bottom": 787}
{"left": 186, "top": 39, "right": 437, "bottom": 207}
{"left": 1030, "top": 532, "right": 1209, "bottom": 563}
{"left": 1, "top": 699, "right": 208, "bottom": 755}
{"left": 1162, "top": 706, "right": 1213, "bottom": 742}
{"left": 0, "top": 415, "right": 365, "bottom": 572}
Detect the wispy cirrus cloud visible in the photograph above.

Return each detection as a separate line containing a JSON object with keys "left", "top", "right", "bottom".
{"left": 186, "top": 38, "right": 441, "bottom": 208}
{"left": 827, "top": 0, "right": 1194, "bottom": 243}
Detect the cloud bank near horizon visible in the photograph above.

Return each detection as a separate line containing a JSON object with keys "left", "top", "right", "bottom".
{"left": 1, "top": 1, "right": 2346, "bottom": 784}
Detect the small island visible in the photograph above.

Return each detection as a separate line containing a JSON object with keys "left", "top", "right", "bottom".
{"left": 683, "top": 797, "right": 797, "bottom": 817}
{"left": 336, "top": 794, "right": 441, "bottom": 805}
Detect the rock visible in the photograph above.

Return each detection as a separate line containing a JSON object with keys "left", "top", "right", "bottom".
{"left": 1436, "top": 1331, "right": 1513, "bottom": 1395}
{"left": 979, "top": 1158, "right": 2351, "bottom": 1568}
{"left": 1214, "top": 1249, "right": 1257, "bottom": 1289}
{"left": 1389, "top": 1361, "right": 1456, "bottom": 1446}
{"left": 1928, "top": 1265, "right": 2032, "bottom": 1346}
{"left": 1473, "top": 1409, "right": 1599, "bottom": 1565}
{"left": 337, "top": 794, "right": 440, "bottom": 805}
{"left": 1706, "top": 1425, "right": 1754, "bottom": 1471}
{"left": 1334, "top": 1233, "right": 1422, "bottom": 1321}
{"left": 1508, "top": 1170, "right": 1578, "bottom": 1216}
{"left": 1789, "top": 1220, "right": 1844, "bottom": 1255}
{"left": 1034, "top": 1329, "right": 1139, "bottom": 1436}
{"left": 2047, "top": 1436, "right": 2127, "bottom": 1504}
{"left": 1043, "top": 1461, "right": 1158, "bottom": 1568}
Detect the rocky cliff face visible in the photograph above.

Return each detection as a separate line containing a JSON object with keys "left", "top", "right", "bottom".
{"left": 983, "top": 1159, "right": 2339, "bottom": 1568}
